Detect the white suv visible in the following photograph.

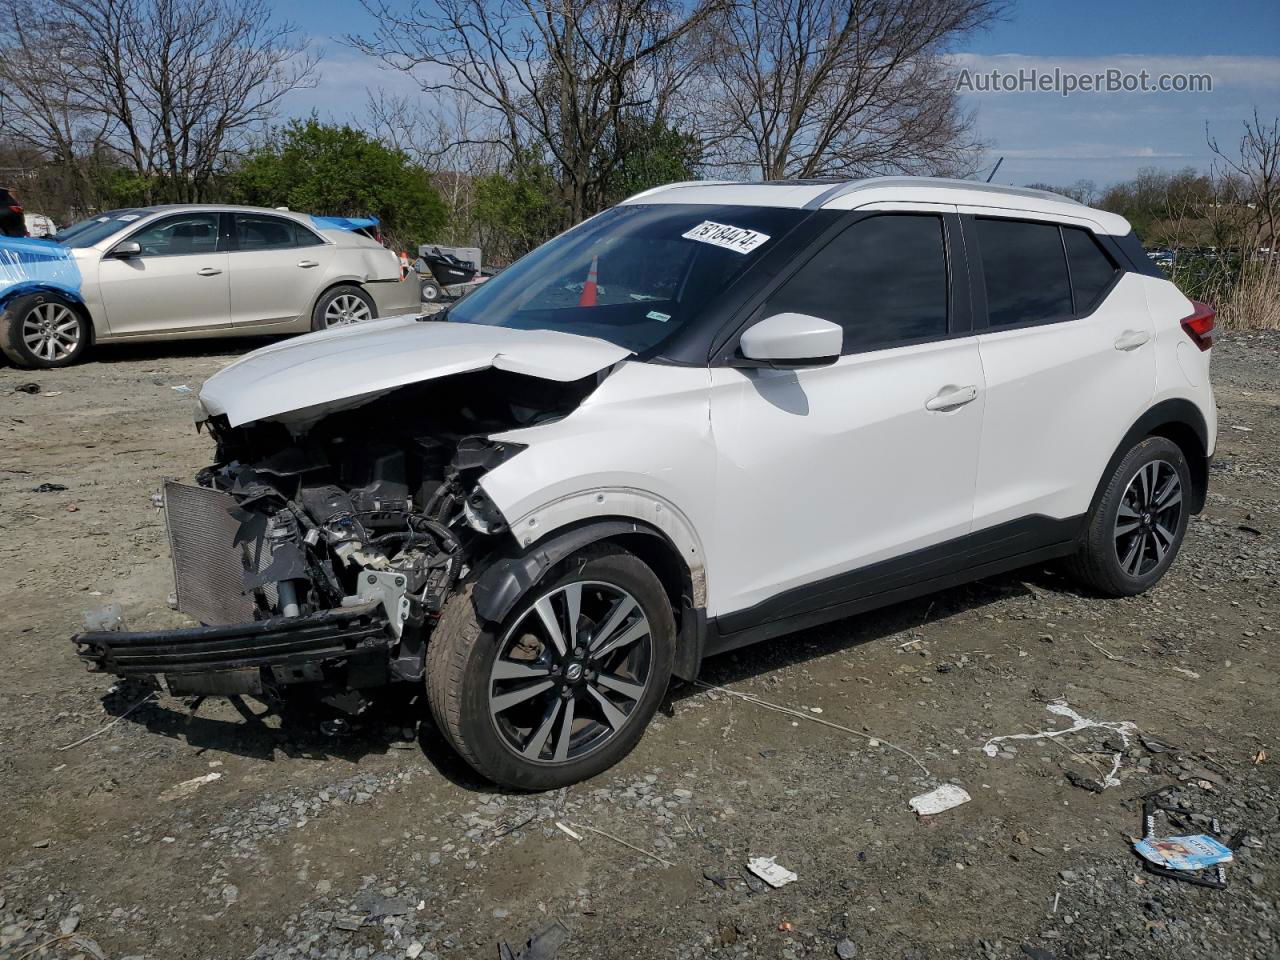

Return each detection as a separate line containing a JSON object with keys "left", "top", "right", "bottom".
{"left": 74, "top": 177, "right": 1217, "bottom": 790}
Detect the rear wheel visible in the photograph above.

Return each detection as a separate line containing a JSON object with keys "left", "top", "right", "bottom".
{"left": 311, "top": 284, "right": 375, "bottom": 331}
{"left": 420, "top": 278, "right": 442, "bottom": 303}
{"left": 0, "top": 292, "right": 91, "bottom": 368}
{"left": 426, "top": 548, "right": 675, "bottom": 789}
{"left": 1067, "top": 436, "right": 1191, "bottom": 596}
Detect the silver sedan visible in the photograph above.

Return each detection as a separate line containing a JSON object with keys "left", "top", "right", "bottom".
{"left": 0, "top": 205, "right": 422, "bottom": 368}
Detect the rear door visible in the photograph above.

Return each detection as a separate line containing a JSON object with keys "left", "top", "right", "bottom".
{"left": 97, "top": 211, "right": 231, "bottom": 335}
{"left": 707, "top": 208, "right": 987, "bottom": 626}
{"left": 963, "top": 211, "right": 1156, "bottom": 532}
{"left": 227, "top": 213, "right": 335, "bottom": 327}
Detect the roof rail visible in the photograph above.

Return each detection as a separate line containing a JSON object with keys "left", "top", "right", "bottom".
{"left": 802, "top": 176, "right": 1086, "bottom": 209}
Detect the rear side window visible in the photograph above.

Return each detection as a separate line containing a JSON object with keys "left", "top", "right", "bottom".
{"left": 235, "top": 214, "right": 322, "bottom": 250}
{"left": 976, "top": 218, "right": 1072, "bottom": 327}
{"left": 762, "top": 214, "right": 948, "bottom": 354}
{"left": 1063, "top": 227, "right": 1120, "bottom": 312}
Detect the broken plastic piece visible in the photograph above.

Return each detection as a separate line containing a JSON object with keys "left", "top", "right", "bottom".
{"left": 909, "top": 784, "right": 972, "bottom": 816}
{"left": 1134, "top": 835, "right": 1234, "bottom": 871}
{"left": 746, "top": 856, "right": 797, "bottom": 888}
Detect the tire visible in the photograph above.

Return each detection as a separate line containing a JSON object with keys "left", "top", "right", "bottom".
{"left": 311, "top": 284, "right": 376, "bottom": 331}
{"left": 420, "top": 278, "right": 442, "bottom": 303}
{"left": 1066, "top": 436, "right": 1192, "bottom": 597}
{"left": 426, "top": 548, "right": 676, "bottom": 790}
{"left": 0, "top": 292, "right": 91, "bottom": 368}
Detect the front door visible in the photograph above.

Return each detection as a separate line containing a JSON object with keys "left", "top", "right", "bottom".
{"left": 97, "top": 212, "right": 231, "bottom": 335}
{"left": 707, "top": 210, "right": 986, "bottom": 628}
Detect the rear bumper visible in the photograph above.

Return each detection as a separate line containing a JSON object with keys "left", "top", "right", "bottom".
{"left": 367, "top": 277, "right": 422, "bottom": 317}
{"left": 72, "top": 604, "right": 391, "bottom": 680}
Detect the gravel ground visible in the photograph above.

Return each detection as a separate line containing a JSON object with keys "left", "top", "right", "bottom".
{"left": 0, "top": 331, "right": 1277, "bottom": 960}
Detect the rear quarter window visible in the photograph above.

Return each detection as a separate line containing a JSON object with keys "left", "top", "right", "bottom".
{"left": 1063, "top": 227, "right": 1121, "bottom": 313}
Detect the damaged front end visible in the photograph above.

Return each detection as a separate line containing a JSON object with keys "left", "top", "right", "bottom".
{"left": 73, "top": 364, "right": 601, "bottom": 710}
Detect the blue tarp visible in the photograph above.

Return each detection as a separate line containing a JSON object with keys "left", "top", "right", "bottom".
{"left": 0, "top": 236, "right": 81, "bottom": 304}
{"left": 310, "top": 215, "right": 380, "bottom": 232}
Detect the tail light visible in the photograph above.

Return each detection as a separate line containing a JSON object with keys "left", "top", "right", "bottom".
{"left": 1180, "top": 300, "right": 1215, "bottom": 352}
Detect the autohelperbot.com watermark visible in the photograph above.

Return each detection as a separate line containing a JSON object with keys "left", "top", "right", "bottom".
{"left": 956, "top": 67, "right": 1213, "bottom": 97}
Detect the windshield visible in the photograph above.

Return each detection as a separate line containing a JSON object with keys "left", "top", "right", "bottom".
{"left": 53, "top": 209, "right": 150, "bottom": 248}
{"left": 448, "top": 203, "right": 809, "bottom": 354}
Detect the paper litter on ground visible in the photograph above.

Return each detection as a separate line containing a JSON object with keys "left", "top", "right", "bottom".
{"left": 1134, "top": 834, "right": 1234, "bottom": 871}
{"left": 746, "top": 856, "right": 798, "bottom": 888}
{"left": 909, "top": 784, "right": 972, "bottom": 815}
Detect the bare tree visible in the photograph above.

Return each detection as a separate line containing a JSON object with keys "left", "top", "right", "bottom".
{"left": 0, "top": 0, "right": 315, "bottom": 206}
{"left": 1210, "top": 109, "right": 1280, "bottom": 255}
{"left": 351, "top": 0, "right": 724, "bottom": 222}
{"left": 692, "top": 0, "right": 1002, "bottom": 180}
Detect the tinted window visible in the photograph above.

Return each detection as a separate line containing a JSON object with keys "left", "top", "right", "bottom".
{"left": 761, "top": 214, "right": 948, "bottom": 353}
{"left": 235, "top": 214, "right": 316, "bottom": 250}
{"left": 448, "top": 203, "right": 809, "bottom": 355}
{"left": 976, "top": 218, "right": 1072, "bottom": 327}
{"left": 129, "top": 213, "right": 220, "bottom": 256}
{"left": 1063, "top": 227, "right": 1119, "bottom": 311}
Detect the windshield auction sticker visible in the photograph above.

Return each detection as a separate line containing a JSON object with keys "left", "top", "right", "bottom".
{"left": 681, "top": 221, "right": 770, "bottom": 254}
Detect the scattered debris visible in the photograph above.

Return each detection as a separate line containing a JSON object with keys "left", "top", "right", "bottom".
{"left": 158, "top": 771, "right": 223, "bottom": 802}
{"left": 982, "top": 700, "right": 1137, "bottom": 788}
{"left": 1134, "top": 787, "right": 1245, "bottom": 889}
{"left": 1237, "top": 524, "right": 1263, "bottom": 536}
{"left": 746, "top": 856, "right": 797, "bottom": 888}
{"left": 1135, "top": 835, "right": 1234, "bottom": 871}
{"left": 909, "top": 784, "right": 972, "bottom": 816}
{"left": 572, "top": 822, "right": 673, "bottom": 868}
{"left": 835, "top": 938, "right": 859, "bottom": 959}
{"left": 695, "top": 680, "right": 931, "bottom": 777}
{"left": 554, "top": 821, "right": 583, "bottom": 842}
{"left": 13, "top": 382, "right": 41, "bottom": 394}
{"left": 55, "top": 692, "right": 156, "bottom": 751}
{"left": 1254, "top": 749, "right": 1267, "bottom": 764}
{"left": 498, "top": 919, "right": 571, "bottom": 960}
{"left": 1140, "top": 733, "right": 1173, "bottom": 754}
{"left": 82, "top": 603, "right": 124, "bottom": 632}
{"left": 31, "top": 482, "right": 68, "bottom": 493}
{"left": 41, "top": 390, "right": 63, "bottom": 397}
{"left": 1171, "top": 666, "right": 1201, "bottom": 679}
{"left": 171, "top": 384, "right": 193, "bottom": 393}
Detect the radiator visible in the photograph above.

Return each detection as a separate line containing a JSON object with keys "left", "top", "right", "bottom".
{"left": 163, "top": 480, "right": 258, "bottom": 626}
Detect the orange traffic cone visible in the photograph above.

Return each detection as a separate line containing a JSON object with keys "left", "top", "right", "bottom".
{"left": 578, "top": 256, "right": 599, "bottom": 307}
{"left": 399, "top": 251, "right": 410, "bottom": 278}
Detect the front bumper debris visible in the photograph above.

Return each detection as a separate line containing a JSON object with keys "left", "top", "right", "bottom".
{"left": 72, "top": 604, "right": 390, "bottom": 685}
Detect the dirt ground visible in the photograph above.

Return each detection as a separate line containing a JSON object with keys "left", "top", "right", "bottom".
{"left": 1, "top": 332, "right": 1277, "bottom": 960}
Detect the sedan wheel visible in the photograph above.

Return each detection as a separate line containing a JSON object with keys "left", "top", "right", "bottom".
{"left": 324, "top": 293, "right": 373, "bottom": 327}
{"left": 22, "top": 302, "right": 82, "bottom": 363}
{"left": 488, "top": 580, "right": 653, "bottom": 764}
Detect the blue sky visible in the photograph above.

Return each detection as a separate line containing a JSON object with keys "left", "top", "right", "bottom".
{"left": 277, "top": 0, "right": 1280, "bottom": 188}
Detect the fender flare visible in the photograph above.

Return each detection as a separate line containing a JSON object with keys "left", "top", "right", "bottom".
{"left": 470, "top": 512, "right": 708, "bottom": 682}
{"left": 0, "top": 282, "right": 87, "bottom": 312}
{"left": 1090, "top": 398, "right": 1210, "bottom": 516}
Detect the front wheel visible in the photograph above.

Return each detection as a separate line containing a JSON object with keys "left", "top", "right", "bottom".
{"left": 1066, "top": 436, "right": 1192, "bottom": 596}
{"left": 426, "top": 548, "right": 675, "bottom": 789}
{"left": 0, "top": 293, "right": 91, "bottom": 368}
{"left": 420, "top": 278, "right": 442, "bottom": 303}
{"left": 311, "top": 284, "right": 376, "bottom": 331}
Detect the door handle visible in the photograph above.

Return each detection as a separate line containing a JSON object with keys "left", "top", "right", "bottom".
{"left": 1114, "top": 329, "right": 1150, "bottom": 351}
{"left": 196, "top": 267, "right": 222, "bottom": 276}
{"left": 925, "top": 384, "right": 979, "bottom": 412}
{"left": 297, "top": 259, "right": 319, "bottom": 268}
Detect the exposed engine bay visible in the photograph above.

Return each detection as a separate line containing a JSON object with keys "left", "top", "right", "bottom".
{"left": 76, "top": 367, "right": 602, "bottom": 708}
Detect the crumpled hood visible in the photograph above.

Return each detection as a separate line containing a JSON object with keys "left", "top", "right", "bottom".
{"left": 199, "top": 315, "right": 632, "bottom": 427}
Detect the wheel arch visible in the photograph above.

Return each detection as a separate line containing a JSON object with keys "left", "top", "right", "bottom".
{"left": 312, "top": 279, "right": 373, "bottom": 315}
{"left": 0, "top": 283, "right": 96, "bottom": 349}
{"left": 1092, "top": 399, "right": 1210, "bottom": 516}
{"left": 470, "top": 517, "right": 707, "bottom": 682}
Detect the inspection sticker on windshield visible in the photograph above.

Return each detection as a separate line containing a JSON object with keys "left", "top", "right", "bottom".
{"left": 681, "top": 220, "right": 770, "bottom": 254}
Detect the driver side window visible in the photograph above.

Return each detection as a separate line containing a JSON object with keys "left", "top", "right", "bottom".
{"left": 762, "top": 214, "right": 949, "bottom": 355}
{"left": 129, "top": 213, "right": 222, "bottom": 257}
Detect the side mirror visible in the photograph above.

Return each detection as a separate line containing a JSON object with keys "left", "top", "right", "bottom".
{"left": 739, "top": 312, "right": 842, "bottom": 367}
{"left": 110, "top": 240, "right": 141, "bottom": 258}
